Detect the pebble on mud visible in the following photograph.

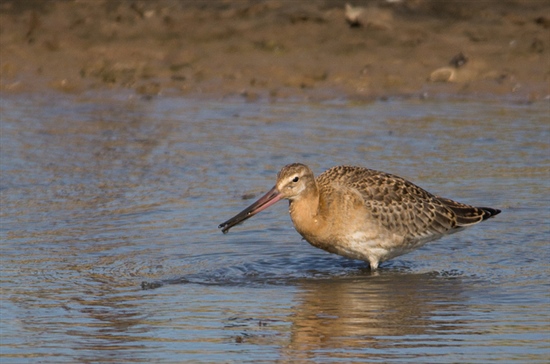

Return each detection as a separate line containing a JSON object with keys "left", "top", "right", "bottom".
{"left": 344, "top": 3, "right": 393, "bottom": 30}
{"left": 449, "top": 52, "right": 468, "bottom": 68}
{"left": 428, "top": 67, "right": 456, "bottom": 83}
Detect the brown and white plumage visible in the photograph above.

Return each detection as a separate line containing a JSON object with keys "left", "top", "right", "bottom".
{"left": 219, "top": 163, "right": 501, "bottom": 269}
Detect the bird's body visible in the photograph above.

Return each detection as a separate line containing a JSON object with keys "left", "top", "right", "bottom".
{"left": 219, "top": 163, "right": 500, "bottom": 269}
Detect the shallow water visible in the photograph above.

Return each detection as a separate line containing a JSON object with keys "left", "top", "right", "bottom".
{"left": 1, "top": 93, "right": 549, "bottom": 363}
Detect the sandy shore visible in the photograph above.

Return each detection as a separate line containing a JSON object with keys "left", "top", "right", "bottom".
{"left": 1, "top": 0, "right": 548, "bottom": 101}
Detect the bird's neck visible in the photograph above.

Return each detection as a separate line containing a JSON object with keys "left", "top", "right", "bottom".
{"left": 288, "top": 183, "right": 324, "bottom": 239}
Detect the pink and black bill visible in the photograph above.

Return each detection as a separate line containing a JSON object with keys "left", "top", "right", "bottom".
{"left": 218, "top": 186, "right": 282, "bottom": 234}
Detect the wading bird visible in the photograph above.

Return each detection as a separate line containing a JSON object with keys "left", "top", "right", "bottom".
{"left": 219, "top": 163, "right": 500, "bottom": 269}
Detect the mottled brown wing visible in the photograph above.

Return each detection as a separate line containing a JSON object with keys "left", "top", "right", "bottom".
{"left": 318, "top": 166, "right": 460, "bottom": 241}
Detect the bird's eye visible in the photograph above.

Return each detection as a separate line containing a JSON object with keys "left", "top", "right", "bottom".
{"left": 292, "top": 176, "right": 299, "bottom": 183}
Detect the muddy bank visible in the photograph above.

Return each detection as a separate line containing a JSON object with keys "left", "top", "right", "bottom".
{"left": 1, "top": 0, "right": 548, "bottom": 101}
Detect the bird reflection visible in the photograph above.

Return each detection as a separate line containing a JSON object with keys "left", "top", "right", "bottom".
{"left": 282, "top": 271, "right": 470, "bottom": 360}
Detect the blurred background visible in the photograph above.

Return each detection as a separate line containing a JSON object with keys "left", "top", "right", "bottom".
{"left": 1, "top": 0, "right": 548, "bottom": 100}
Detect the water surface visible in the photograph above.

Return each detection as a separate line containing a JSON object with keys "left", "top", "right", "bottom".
{"left": 1, "top": 94, "right": 549, "bottom": 362}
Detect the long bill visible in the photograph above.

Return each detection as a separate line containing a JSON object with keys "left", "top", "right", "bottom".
{"left": 218, "top": 185, "right": 282, "bottom": 234}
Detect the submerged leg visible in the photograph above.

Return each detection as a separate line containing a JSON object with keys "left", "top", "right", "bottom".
{"left": 369, "top": 259, "right": 379, "bottom": 270}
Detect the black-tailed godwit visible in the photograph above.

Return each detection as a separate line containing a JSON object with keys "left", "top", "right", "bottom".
{"left": 219, "top": 163, "right": 501, "bottom": 269}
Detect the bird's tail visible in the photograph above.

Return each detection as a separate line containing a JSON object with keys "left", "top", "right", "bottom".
{"left": 438, "top": 197, "right": 501, "bottom": 227}
{"left": 478, "top": 206, "right": 501, "bottom": 221}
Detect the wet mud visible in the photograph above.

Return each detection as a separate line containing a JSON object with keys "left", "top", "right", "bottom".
{"left": 1, "top": 0, "right": 548, "bottom": 101}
